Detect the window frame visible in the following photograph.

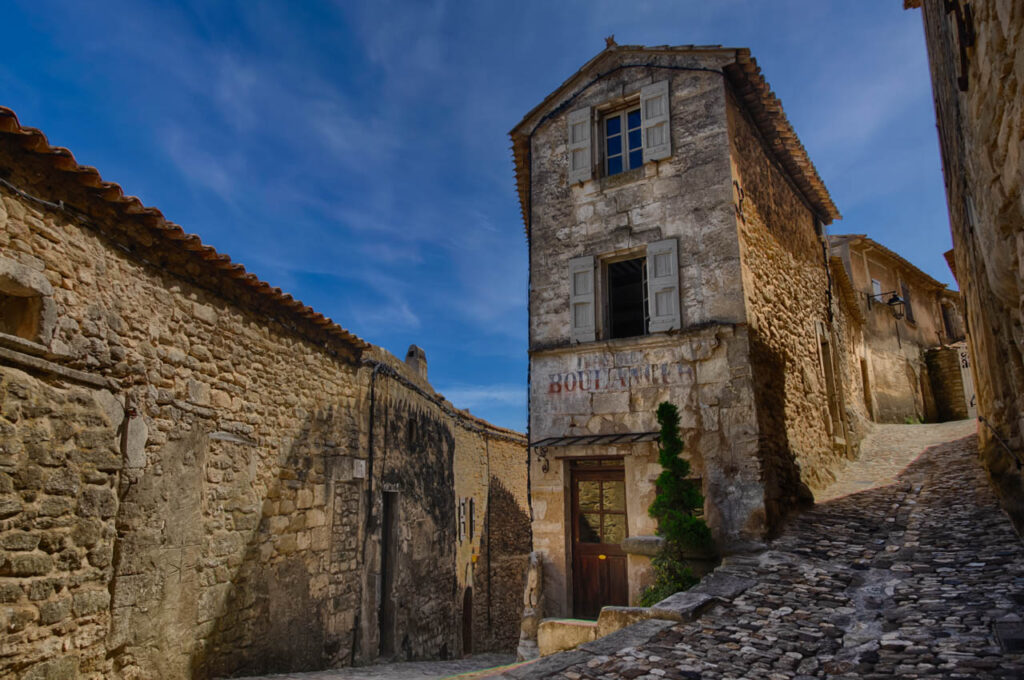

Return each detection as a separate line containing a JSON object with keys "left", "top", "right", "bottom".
{"left": 601, "top": 105, "right": 644, "bottom": 178}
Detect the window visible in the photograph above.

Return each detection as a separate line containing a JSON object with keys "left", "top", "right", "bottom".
{"left": 607, "top": 257, "right": 647, "bottom": 338}
{"left": 568, "top": 239, "right": 679, "bottom": 343}
{"left": 0, "top": 256, "right": 56, "bottom": 346}
{"left": 604, "top": 108, "right": 642, "bottom": 176}
{"left": 564, "top": 80, "right": 672, "bottom": 184}
{"left": 871, "top": 279, "right": 882, "bottom": 297}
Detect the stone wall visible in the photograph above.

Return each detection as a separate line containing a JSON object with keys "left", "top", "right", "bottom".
{"left": 527, "top": 52, "right": 746, "bottom": 351}
{"left": 529, "top": 325, "right": 765, "bottom": 615}
{"left": 0, "top": 366, "right": 120, "bottom": 680}
{"left": 926, "top": 346, "right": 969, "bottom": 422}
{"left": 0, "top": 129, "right": 527, "bottom": 678}
{"left": 911, "top": 0, "right": 1024, "bottom": 530}
{"left": 726, "top": 90, "right": 852, "bottom": 501}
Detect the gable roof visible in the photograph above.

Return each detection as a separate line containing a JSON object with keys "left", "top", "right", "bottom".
{"left": 509, "top": 44, "right": 841, "bottom": 240}
{"left": 0, "top": 106, "right": 368, "bottom": 358}
{"left": 829, "top": 234, "right": 947, "bottom": 290}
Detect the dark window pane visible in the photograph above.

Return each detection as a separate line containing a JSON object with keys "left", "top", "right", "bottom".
{"left": 629, "top": 149, "right": 643, "bottom": 170}
{"left": 605, "top": 116, "right": 621, "bottom": 135}
{"left": 608, "top": 156, "right": 623, "bottom": 175}
{"left": 579, "top": 513, "right": 601, "bottom": 543}
{"left": 606, "top": 135, "right": 622, "bottom": 156}
{"left": 608, "top": 257, "right": 646, "bottom": 337}
{"left": 628, "top": 129, "right": 642, "bottom": 150}
{"left": 627, "top": 109, "right": 641, "bottom": 129}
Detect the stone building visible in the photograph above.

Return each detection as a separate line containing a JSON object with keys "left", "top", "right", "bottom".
{"left": 829, "top": 234, "right": 973, "bottom": 423}
{"left": 0, "top": 106, "right": 529, "bottom": 679}
{"left": 511, "top": 43, "right": 858, "bottom": 619}
{"left": 905, "top": 0, "right": 1024, "bottom": 532}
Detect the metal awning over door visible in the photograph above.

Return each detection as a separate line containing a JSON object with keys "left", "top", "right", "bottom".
{"left": 529, "top": 432, "right": 659, "bottom": 448}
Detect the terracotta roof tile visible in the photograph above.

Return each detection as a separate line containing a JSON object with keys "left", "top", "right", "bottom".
{"left": 0, "top": 105, "right": 368, "bottom": 356}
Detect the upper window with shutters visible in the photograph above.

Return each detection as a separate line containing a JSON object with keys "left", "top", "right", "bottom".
{"left": 567, "top": 80, "right": 672, "bottom": 184}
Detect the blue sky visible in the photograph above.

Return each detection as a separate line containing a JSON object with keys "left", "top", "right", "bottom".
{"left": 0, "top": 1, "right": 949, "bottom": 431}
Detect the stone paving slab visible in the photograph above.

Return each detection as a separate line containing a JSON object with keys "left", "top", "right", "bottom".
{"left": 539, "top": 426, "right": 1024, "bottom": 678}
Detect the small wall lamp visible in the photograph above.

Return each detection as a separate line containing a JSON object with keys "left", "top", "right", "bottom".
{"left": 867, "top": 291, "right": 906, "bottom": 320}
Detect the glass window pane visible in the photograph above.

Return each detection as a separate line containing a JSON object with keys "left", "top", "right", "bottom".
{"left": 608, "top": 156, "right": 623, "bottom": 175}
{"left": 606, "top": 135, "right": 622, "bottom": 156}
{"left": 629, "top": 149, "right": 643, "bottom": 170}
{"left": 603, "top": 514, "right": 626, "bottom": 544}
{"left": 605, "top": 116, "right": 621, "bottom": 135}
{"left": 579, "top": 513, "right": 601, "bottom": 543}
{"left": 602, "top": 480, "right": 625, "bottom": 511}
{"left": 577, "top": 480, "right": 601, "bottom": 511}
{"left": 627, "top": 109, "right": 641, "bottom": 129}
{"left": 628, "top": 129, "right": 642, "bottom": 151}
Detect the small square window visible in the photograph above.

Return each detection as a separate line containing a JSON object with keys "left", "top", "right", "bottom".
{"left": 604, "top": 107, "right": 643, "bottom": 177}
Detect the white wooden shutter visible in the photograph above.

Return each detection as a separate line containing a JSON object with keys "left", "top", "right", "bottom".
{"left": 567, "top": 107, "right": 592, "bottom": 184}
{"left": 641, "top": 80, "right": 671, "bottom": 162}
{"left": 569, "top": 255, "right": 596, "bottom": 343}
{"left": 646, "top": 239, "right": 680, "bottom": 332}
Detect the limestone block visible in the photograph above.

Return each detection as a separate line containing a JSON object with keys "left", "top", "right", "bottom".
{"left": 592, "top": 391, "right": 629, "bottom": 414}
{"left": 595, "top": 606, "right": 656, "bottom": 638}
{"left": 537, "top": 618, "right": 597, "bottom": 656}
{"left": 2, "top": 552, "right": 54, "bottom": 576}
{"left": 72, "top": 588, "right": 110, "bottom": 617}
{"left": 0, "top": 255, "right": 53, "bottom": 297}
{"left": 123, "top": 416, "right": 148, "bottom": 469}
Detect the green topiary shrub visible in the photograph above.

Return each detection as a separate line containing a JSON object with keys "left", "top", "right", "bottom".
{"left": 638, "top": 401, "right": 713, "bottom": 607}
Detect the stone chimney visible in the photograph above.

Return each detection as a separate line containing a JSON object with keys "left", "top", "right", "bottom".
{"left": 405, "top": 345, "right": 428, "bottom": 382}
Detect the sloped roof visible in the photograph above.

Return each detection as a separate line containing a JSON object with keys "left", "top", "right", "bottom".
{"left": 509, "top": 44, "right": 841, "bottom": 240}
{"left": 829, "top": 234, "right": 947, "bottom": 290}
{"left": 0, "top": 106, "right": 368, "bottom": 357}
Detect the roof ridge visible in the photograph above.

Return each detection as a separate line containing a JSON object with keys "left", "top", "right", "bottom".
{"left": 0, "top": 105, "right": 368, "bottom": 355}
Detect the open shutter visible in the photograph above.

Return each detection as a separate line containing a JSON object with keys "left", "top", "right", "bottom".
{"left": 569, "top": 255, "right": 596, "bottom": 343}
{"left": 646, "top": 239, "right": 680, "bottom": 332}
{"left": 567, "top": 107, "right": 592, "bottom": 184}
{"left": 640, "top": 80, "right": 671, "bottom": 162}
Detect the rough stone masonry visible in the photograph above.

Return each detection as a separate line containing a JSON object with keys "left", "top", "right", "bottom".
{"left": 0, "top": 107, "right": 529, "bottom": 679}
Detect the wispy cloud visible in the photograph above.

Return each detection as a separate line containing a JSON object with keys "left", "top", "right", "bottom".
{"left": 436, "top": 383, "right": 526, "bottom": 411}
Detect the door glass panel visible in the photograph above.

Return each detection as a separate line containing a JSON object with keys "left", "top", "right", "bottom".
{"left": 604, "top": 514, "right": 626, "bottom": 544}
{"left": 577, "top": 481, "right": 601, "bottom": 511}
{"left": 578, "top": 513, "right": 601, "bottom": 543}
{"left": 603, "top": 480, "right": 625, "bottom": 511}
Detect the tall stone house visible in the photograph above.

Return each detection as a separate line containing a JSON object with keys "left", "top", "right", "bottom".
{"left": 0, "top": 106, "right": 529, "bottom": 679}
{"left": 829, "top": 234, "right": 974, "bottom": 424}
{"left": 905, "top": 0, "right": 1024, "bottom": 533}
{"left": 511, "top": 43, "right": 859, "bottom": 619}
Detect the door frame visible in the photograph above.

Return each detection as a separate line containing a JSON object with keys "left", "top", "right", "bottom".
{"left": 569, "top": 459, "right": 628, "bottom": 619}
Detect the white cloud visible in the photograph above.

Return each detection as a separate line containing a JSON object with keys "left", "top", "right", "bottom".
{"left": 436, "top": 383, "right": 526, "bottom": 411}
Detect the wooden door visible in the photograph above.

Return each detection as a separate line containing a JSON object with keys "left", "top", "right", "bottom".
{"left": 571, "top": 463, "right": 628, "bottom": 619}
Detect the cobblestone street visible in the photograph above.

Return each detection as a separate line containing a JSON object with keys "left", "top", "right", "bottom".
{"left": 508, "top": 423, "right": 1024, "bottom": 679}
{"left": 233, "top": 423, "right": 1024, "bottom": 680}
{"left": 229, "top": 653, "right": 516, "bottom": 680}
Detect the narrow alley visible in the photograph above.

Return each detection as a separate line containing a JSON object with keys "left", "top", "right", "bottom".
{"left": 505, "top": 421, "right": 1024, "bottom": 679}
{"left": 231, "top": 421, "right": 1024, "bottom": 680}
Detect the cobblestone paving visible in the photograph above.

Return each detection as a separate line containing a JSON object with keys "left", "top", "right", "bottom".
{"left": 229, "top": 654, "right": 515, "bottom": 680}
{"left": 816, "top": 420, "right": 977, "bottom": 502}
{"left": 541, "top": 430, "right": 1024, "bottom": 679}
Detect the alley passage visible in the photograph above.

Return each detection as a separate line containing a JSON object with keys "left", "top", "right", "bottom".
{"left": 521, "top": 422, "right": 1024, "bottom": 679}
